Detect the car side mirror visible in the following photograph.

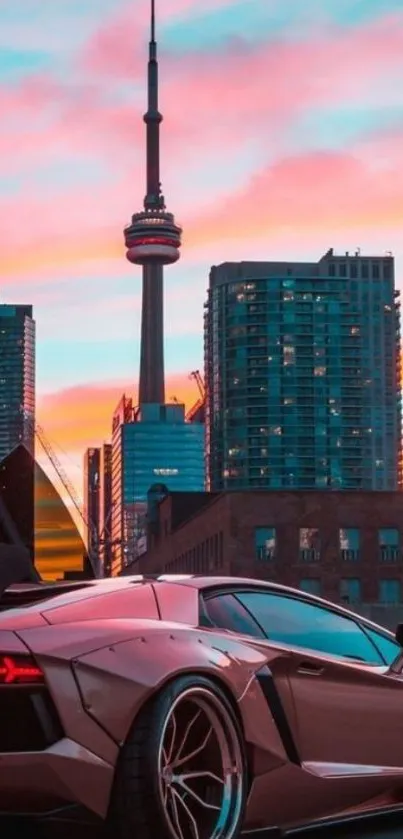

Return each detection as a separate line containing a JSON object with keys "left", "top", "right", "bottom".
{"left": 395, "top": 624, "right": 403, "bottom": 647}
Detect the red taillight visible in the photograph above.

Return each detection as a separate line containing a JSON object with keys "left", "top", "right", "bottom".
{"left": 0, "top": 655, "right": 44, "bottom": 685}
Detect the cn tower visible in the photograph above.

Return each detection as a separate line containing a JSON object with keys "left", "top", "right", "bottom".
{"left": 124, "top": 0, "right": 182, "bottom": 405}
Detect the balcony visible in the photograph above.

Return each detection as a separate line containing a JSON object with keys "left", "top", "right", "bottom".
{"left": 300, "top": 548, "right": 320, "bottom": 562}
{"left": 340, "top": 548, "right": 360, "bottom": 562}
{"left": 379, "top": 546, "right": 401, "bottom": 563}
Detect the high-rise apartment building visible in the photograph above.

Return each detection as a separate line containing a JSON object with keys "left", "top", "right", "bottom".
{"left": 205, "top": 250, "right": 402, "bottom": 492}
{"left": 0, "top": 304, "right": 35, "bottom": 461}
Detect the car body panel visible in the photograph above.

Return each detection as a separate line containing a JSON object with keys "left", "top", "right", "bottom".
{"left": 0, "top": 739, "right": 113, "bottom": 817}
{"left": 1, "top": 574, "right": 403, "bottom": 833}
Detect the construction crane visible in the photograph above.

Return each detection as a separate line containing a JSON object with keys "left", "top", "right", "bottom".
{"left": 186, "top": 370, "right": 206, "bottom": 423}
{"left": 189, "top": 370, "right": 205, "bottom": 399}
{"left": 23, "top": 413, "right": 101, "bottom": 578}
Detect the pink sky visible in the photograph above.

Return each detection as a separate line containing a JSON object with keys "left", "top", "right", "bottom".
{"left": 2, "top": 0, "right": 403, "bottom": 500}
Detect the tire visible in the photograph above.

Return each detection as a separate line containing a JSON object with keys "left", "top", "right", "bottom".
{"left": 110, "top": 674, "right": 248, "bottom": 839}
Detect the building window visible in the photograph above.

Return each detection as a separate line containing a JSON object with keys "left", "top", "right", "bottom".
{"left": 379, "top": 579, "right": 401, "bottom": 604}
{"left": 339, "top": 528, "right": 360, "bottom": 561}
{"left": 379, "top": 528, "right": 400, "bottom": 562}
{"left": 299, "top": 528, "right": 320, "bottom": 562}
{"left": 340, "top": 578, "right": 361, "bottom": 604}
{"left": 255, "top": 527, "right": 276, "bottom": 561}
{"left": 300, "top": 578, "right": 321, "bottom": 596}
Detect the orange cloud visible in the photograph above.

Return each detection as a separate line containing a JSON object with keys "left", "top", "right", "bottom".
{"left": 37, "top": 374, "right": 199, "bottom": 454}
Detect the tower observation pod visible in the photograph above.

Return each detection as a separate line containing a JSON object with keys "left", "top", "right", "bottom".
{"left": 124, "top": 0, "right": 182, "bottom": 267}
{"left": 125, "top": 209, "right": 182, "bottom": 266}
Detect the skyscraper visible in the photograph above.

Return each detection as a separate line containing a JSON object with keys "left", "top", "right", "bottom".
{"left": 0, "top": 304, "right": 35, "bottom": 462}
{"left": 83, "top": 447, "right": 100, "bottom": 562}
{"left": 110, "top": 398, "right": 204, "bottom": 576}
{"left": 205, "top": 250, "right": 402, "bottom": 492}
{"left": 110, "top": 0, "right": 204, "bottom": 575}
{"left": 99, "top": 443, "right": 112, "bottom": 576}
{"left": 124, "top": 0, "right": 181, "bottom": 404}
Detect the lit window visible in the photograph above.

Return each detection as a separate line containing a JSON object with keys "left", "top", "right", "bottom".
{"left": 314, "top": 366, "right": 326, "bottom": 377}
{"left": 339, "top": 529, "right": 360, "bottom": 561}
{"left": 255, "top": 527, "right": 276, "bottom": 561}
{"left": 299, "top": 529, "right": 320, "bottom": 562}
{"left": 379, "top": 529, "right": 400, "bottom": 562}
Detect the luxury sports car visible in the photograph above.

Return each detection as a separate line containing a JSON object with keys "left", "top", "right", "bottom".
{"left": 2, "top": 559, "right": 403, "bottom": 839}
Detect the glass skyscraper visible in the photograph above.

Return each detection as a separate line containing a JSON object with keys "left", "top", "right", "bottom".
{"left": 0, "top": 304, "right": 35, "bottom": 461}
{"left": 111, "top": 398, "right": 205, "bottom": 575}
{"left": 205, "top": 250, "right": 402, "bottom": 492}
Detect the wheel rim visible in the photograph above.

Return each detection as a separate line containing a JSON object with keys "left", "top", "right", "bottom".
{"left": 157, "top": 686, "right": 244, "bottom": 839}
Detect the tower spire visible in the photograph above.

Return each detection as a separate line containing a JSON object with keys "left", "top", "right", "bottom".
{"left": 144, "top": 0, "right": 164, "bottom": 210}
{"left": 151, "top": 0, "right": 155, "bottom": 43}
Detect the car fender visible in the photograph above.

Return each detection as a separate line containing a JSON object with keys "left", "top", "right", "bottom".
{"left": 71, "top": 625, "right": 289, "bottom": 769}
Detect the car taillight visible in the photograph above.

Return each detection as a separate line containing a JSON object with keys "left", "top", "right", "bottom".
{"left": 0, "top": 655, "right": 44, "bottom": 685}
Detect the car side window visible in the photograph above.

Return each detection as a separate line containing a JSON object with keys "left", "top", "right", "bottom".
{"left": 364, "top": 627, "right": 400, "bottom": 666}
{"left": 235, "top": 591, "right": 384, "bottom": 665}
{"left": 203, "top": 593, "right": 266, "bottom": 639}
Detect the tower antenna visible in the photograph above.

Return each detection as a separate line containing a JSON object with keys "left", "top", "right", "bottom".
{"left": 151, "top": 0, "right": 156, "bottom": 43}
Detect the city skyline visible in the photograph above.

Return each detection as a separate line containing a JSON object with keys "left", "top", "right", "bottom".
{"left": 2, "top": 0, "right": 403, "bottom": 496}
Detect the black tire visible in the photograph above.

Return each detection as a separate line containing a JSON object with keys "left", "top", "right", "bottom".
{"left": 109, "top": 674, "right": 248, "bottom": 839}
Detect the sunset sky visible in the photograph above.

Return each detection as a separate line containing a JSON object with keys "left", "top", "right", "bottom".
{"left": 2, "top": 0, "right": 403, "bottom": 506}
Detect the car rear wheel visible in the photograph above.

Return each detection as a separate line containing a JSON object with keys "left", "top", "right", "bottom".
{"left": 110, "top": 674, "right": 247, "bottom": 839}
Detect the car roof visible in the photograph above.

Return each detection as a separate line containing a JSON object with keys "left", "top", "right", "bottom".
{"left": 2, "top": 575, "right": 396, "bottom": 640}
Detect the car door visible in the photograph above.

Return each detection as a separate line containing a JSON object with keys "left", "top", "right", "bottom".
{"left": 204, "top": 588, "right": 403, "bottom": 774}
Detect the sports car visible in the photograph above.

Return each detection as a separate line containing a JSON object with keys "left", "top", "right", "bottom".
{"left": 1, "top": 549, "right": 403, "bottom": 839}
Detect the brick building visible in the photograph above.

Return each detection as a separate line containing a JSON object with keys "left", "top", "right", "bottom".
{"left": 136, "top": 490, "right": 403, "bottom": 611}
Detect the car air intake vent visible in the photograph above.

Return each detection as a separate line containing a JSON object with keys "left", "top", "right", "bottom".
{"left": 0, "top": 687, "right": 64, "bottom": 752}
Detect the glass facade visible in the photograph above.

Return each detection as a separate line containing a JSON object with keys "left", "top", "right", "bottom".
{"left": 0, "top": 305, "right": 35, "bottom": 462}
{"left": 34, "top": 458, "right": 87, "bottom": 581}
{"left": 111, "top": 399, "right": 205, "bottom": 575}
{"left": 205, "top": 252, "right": 401, "bottom": 491}
{"left": 0, "top": 444, "right": 86, "bottom": 579}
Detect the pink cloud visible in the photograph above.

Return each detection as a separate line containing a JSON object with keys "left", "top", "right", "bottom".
{"left": 5, "top": 128, "right": 403, "bottom": 280}
{"left": 186, "top": 131, "right": 403, "bottom": 248}
{"left": 3, "top": 9, "right": 403, "bottom": 179}
{"left": 2, "top": 12, "right": 403, "bottom": 280}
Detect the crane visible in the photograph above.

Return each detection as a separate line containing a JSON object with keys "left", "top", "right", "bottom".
{"left": 186, "top": 370, "right": 206, "bottom": 423}
{"left": 23, "top": 413, "right": 101, "bottom": 578}
{"left": 189, "top": 370, "right": 205, "bottom": 399}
